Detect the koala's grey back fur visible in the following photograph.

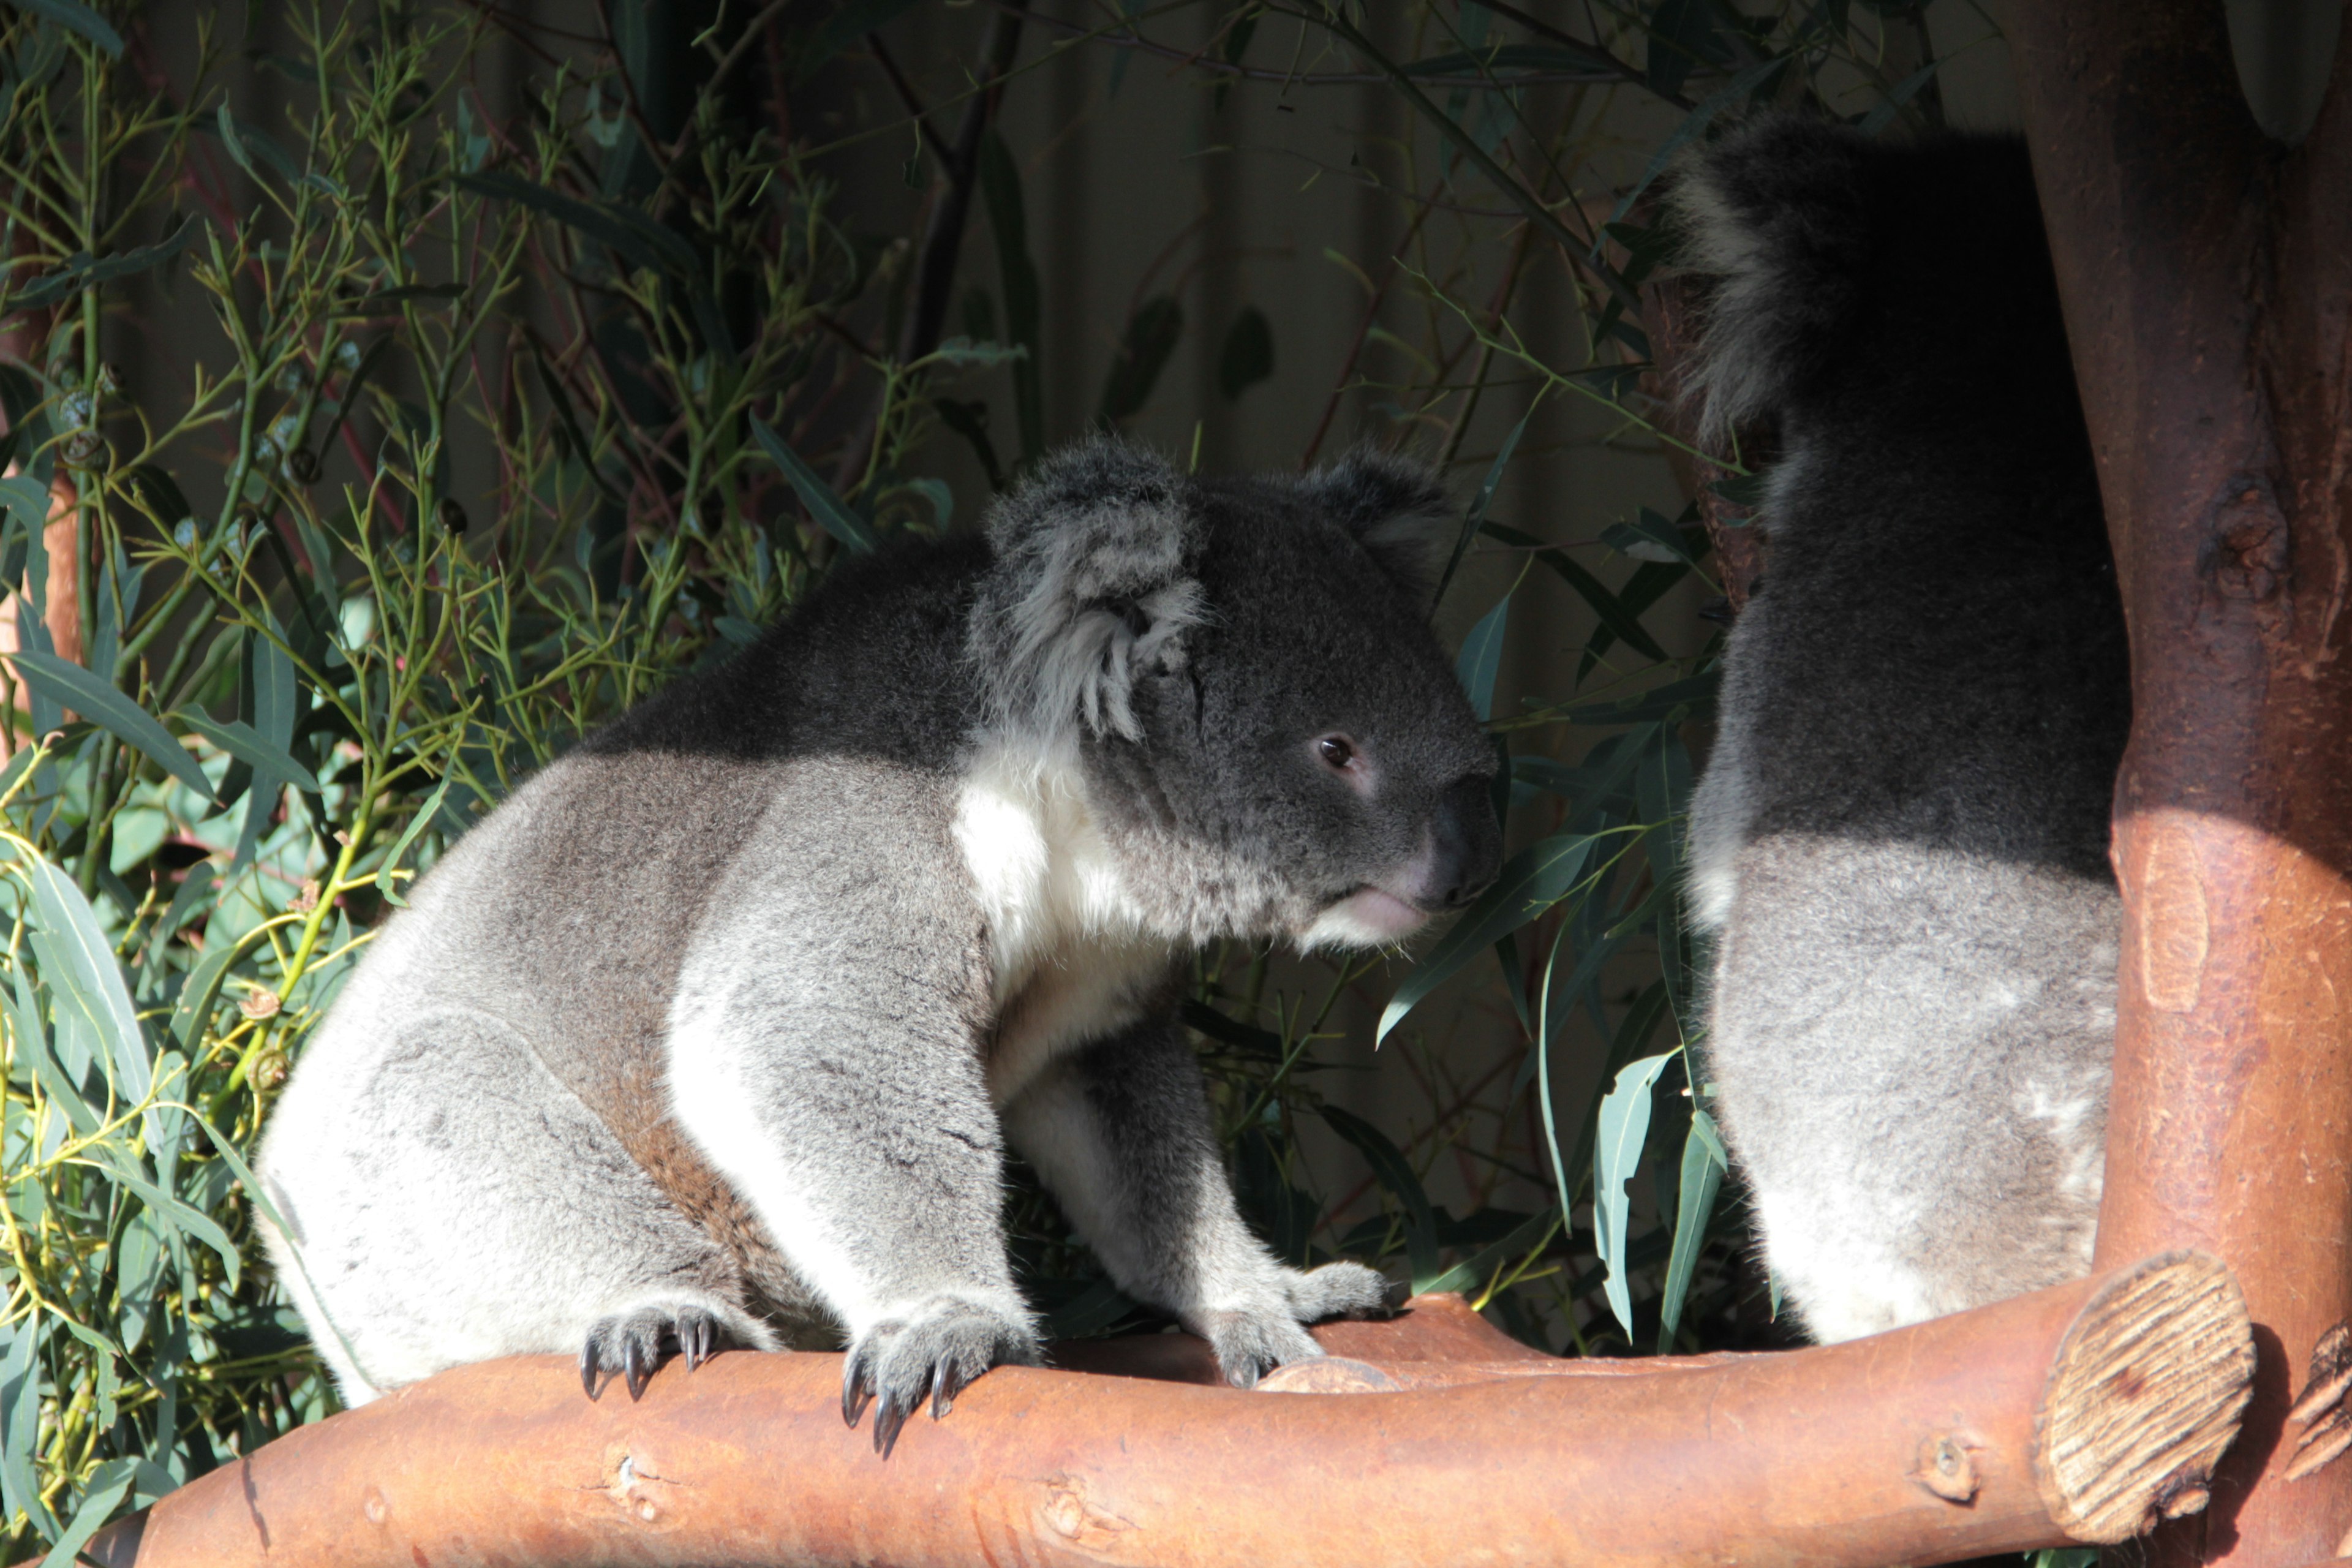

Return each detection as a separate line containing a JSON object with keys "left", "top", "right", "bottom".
{"left": 1675, "top": 119, "right": 2130, "bottom": 1343}
{"left": 258, "top": 441, "right": 1499, "bottom": 1433}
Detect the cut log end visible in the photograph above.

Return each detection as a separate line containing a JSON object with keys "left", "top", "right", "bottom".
{"left": 2032, "top": 1249, "right": 2256, "bottom": 1543}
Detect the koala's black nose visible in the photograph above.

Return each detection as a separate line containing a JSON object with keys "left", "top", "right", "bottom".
{"left": 1427, "top": 773, "right": 1503, "bottom": 910}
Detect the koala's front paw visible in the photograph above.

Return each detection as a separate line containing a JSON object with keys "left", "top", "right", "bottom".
{"left": 1283, "top": 1261, "right": 1395, "bottom": 1322}
{"left": 580, "top": 1300, "right": 732, "bottom": 1401}
{"left": 840, "top": 1296, "right": 1041, "bottom": 1458}
{"left": 1186, "top": 1305, "right": 1323, "bottom": 1389}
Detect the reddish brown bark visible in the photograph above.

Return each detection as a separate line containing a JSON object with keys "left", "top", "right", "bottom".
{"left": 78, "top": 1260, "right": 2251, "bottom": 1568}
{"left": 1643, "top": 273, "right": 1767, "bottom": 611}
{"left": 2007, "top": 4, "right": 2352, "bottom": 1566}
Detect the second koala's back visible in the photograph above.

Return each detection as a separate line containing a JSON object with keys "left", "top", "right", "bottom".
{"left": 1677, "top": 120, "right": 2130, "bottom": 1342}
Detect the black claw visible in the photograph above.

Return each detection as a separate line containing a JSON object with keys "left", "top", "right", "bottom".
{"left": 679, "top": 1311, "right": 706, "bottom": 1372}
{"left": 624, "top": 1335, "right": 649, "bottom": 1401}
{"left": 929, "top": 1359, "right": 957, "bottom": 1420}
{"left": 581, "top": 1343, "right": 603, "bottom": 1401}
{"left": 842, "top": 1352, "right": 872, "bottom": 1429}
{"left": 873, "top": 1389, "right": 911, "bottom": 1458}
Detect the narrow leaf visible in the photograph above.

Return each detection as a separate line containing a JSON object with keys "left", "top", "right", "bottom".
{"left": 1659, "top": 1106, "right": 1728, "bottom": 1349}
{"left": 1456, "top": 593, "right": 1510, "bottom": 722}
{"left": 749, "top": 417, "right": 878, "bottom": 554}
{"left": 6, "top": 650, "right": 216, "bottom": 800}
{"left": 374, "top": 776, "right": 451, "bottom": 908}
{"left": 1321, "top": 1105, "right": 1441, "bottom": 1290}
{"left": 1378, "top": 832, "right": 1597, "bottom": 1044}
{"left": 25, "top": 853, "right": 149, "bottom": 1113}
{"left": 9, "top": 0, "right": 120, "bottom": 53}
{"left": 1482, "top": 521, "right": 1668, "bottom": 662}
{"left": 177, "top": 712, "right": 321, "bottom": 794}
{"left": 1433, "top": 408, "right": 1527, "bottom": 609}
{"left": 1594, "top": 1051, "right": 1674, "bottom": 1338}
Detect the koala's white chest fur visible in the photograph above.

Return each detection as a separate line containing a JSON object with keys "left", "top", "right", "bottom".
{"left": 952, "top": 744, "right": 1177, "bottom": 1106}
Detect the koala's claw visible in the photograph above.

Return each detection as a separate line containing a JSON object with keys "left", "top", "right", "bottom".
{"left": 839, "top": 1297, "right": 1039, "bottom": 1458}
{"left": 580, "top": 1302, "right": 728, "bottom": 1402}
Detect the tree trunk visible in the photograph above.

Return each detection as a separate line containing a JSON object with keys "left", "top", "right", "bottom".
{"left": 2007, "top": 4, "right": 2352, "bottom": 1565}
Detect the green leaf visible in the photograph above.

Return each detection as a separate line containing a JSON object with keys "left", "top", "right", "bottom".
{"left": 1659, "top": 1106, "right": 1728, "bottom": 1349}
{"left": 800, "top": 0, "right": 922, "bottom": 78}
{"left": 78, "top": 1147, "right": 239, "bottom": 1289}
{"left": 1645, "top": 0, "right": 1723, "bottom": 102}
{"left": 374, "top": 777, "right": 451, "bottom": 907}
{"left": 0, "top": 1315, "right": 58, "bottom": 1539}
{"left": 25, "top": 851, "right": 150, "bottom": 1114}
{"left": 1860, "top": 56, "right": 1945, "bottom": 138}
{"left": 1377, "top": 832, "right": 1597, "bottom": 1044}
{"left": 1433, "top": 408, "right": 1528, "bottom": 609}
{"left": 1321, "top": 1105, "right": 1440, "bottom": 1291}
{"left": 6, "top": 0, "right": 121, "bottom": 55}
{"left": 1553, "top": 669, "right": 1720, "bottom": 729}
{"left": 1482, "top": 521, "right": 1668, "bottom": 663}
{"left": 1418, "top": 1204, "right": 1561, "bottom": 1298}
{"left": 977, "top": 130, "right": 1043, "bottom": 466}
{"left": 166, "top": 929, "right": 252, "bottom": 1054}
{"left": 1403, "top": 42, "right": 1624, "bottom": 81}
{"left": 1038, "top": 1276, "right": 1143, "bottom": 1340}
{"left": 1098, "top": 295, "right": 1182, "bottom": 428}
{"left": 1216, "top": 307, "right": 1275, "bottom": 401}
{"left": 6, "top": 214, "right": 199, "bottom": 311}
{"left": 748, "top": 417, "right": 878, "bottom": 554}
{"left": 5, "top": 650, "right": 216, "bottom": 801}
{"left": 1456, "top": 593, "right": 1510, "bottom": 722}
{"left": 1602, "top": 507, "right": 1695, "bottom": 565}
{"left": 927, "top": 336, "right": 1027, "bottom": 366}
{"left": 176, "top": 711, "right": 322, "bottom": 794}
{"left": 456, "top": 170, "right": 698, "bottom": 279}
{"left": 1593, "top": 1051, "right": 1674, "bottom": 1338}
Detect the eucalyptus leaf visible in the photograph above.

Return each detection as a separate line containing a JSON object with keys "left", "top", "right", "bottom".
{"left": 5, "top": 0, "right": 123, "bottom": 55}
{"left": 1593, "top": 1051, "right": 1674, "bottom": 1338}
{"left": 177, "top": 712, "right": 322, "bottom": 794}
{"left": 1456, "top": 592, "right": 1509, "bottom": 722}
{"left": 6, "top": 651, "right": 216, "bottom": 801}
{"left": 1377, "top": 832, "right": 1597, "bottom": 1044}
{"left": 25, "top": 853, "right": 151, "bottom": 1120}
{"left": 1659, "top": 1106, "right": 1728, "bottom": 1349}
{"left": 750, "top": 417, "right": 878, "bottom": 554}
{"left": 1321, "top": 1104, "right": 1440, "bottom": 1289}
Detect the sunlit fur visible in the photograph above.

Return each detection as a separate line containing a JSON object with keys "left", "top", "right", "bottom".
{"left": 258, "top": 440, "right": 1498, "bottom": 1419}
{"left": 1673, "top": 118, "right": 2131, "bottom": 1343}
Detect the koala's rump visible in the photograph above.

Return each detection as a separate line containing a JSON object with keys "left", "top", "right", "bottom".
{"left": 1703, "top": 833, "right": 2117, "bottom": 1342}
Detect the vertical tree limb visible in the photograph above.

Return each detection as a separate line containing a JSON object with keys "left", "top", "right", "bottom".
{"left": 2008, "top": 4, "right": 2352, "bottom": 1564}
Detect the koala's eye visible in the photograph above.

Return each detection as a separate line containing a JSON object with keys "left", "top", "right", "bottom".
{"left": 1317, "top": 735, "right": 1356, "bottom": 770}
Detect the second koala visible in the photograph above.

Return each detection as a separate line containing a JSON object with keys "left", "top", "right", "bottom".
{"left": 258, "top": 441, "right": 1501, "bottom": 1452}
{"left": 1674, "top": 119, "right": 2132, "bottom": 1344}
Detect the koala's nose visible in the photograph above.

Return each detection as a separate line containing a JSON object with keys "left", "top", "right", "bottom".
{"left": 1425, "top": 773, "right": 1502, "bottom": 910}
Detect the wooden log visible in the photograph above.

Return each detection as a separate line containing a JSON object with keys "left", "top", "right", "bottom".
{"left": 79, "top": 1253, "right": 2251, "bottom": 1568}
{"left": 2007, "top": 4, "right": 2352, "bottom": 1565}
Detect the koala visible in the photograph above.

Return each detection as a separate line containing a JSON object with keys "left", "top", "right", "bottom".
{"left": 257, "top": 440, "right": 1502, "bottom": 1453}
{"left": 1671, "top": 118, "right": 2132, "bottom": 1343}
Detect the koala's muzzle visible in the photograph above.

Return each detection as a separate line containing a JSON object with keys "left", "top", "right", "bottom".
{"left": 1415, "top": 774, "right": 1502, "bottom": 911}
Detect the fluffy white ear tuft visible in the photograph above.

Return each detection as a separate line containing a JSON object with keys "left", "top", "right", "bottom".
{"left": 970, "top": 440, "right": 1207, "bottom": 742}
{"left": 1301, "top": 448, "right": 1455, "bottom": 606}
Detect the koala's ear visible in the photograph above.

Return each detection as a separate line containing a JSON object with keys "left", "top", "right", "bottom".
{"left": 1302, "top": 448, "right": 1457, "bottom": 609}
{"left": 971, "top": 439, "right": 1206, "bottom": 742}
{"left": 1665, "top": 112, "right": 1875, "bottom": 441}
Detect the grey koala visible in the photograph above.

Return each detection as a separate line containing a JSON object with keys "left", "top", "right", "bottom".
{"left": 257, "top": 440, "right": 1501, "bottom": 1452}
{"left": 1672, "top": 119, "right": 2131, "bottom": 1343}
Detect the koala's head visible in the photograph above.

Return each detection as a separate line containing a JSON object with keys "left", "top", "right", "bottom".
{"left": 970, "top": 440, "right": 1501, "bottom": 948}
